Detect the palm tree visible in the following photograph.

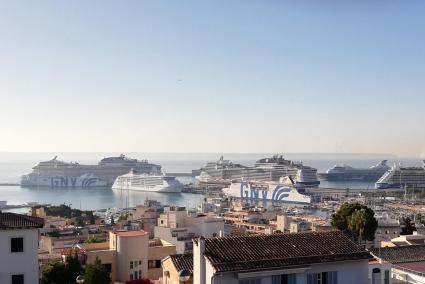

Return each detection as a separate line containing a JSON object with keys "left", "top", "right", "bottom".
{"left": 349, "top": 209, "right": 367, "bottom": 245}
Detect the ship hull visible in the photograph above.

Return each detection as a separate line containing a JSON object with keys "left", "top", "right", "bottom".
{"left": 223, "top": 182, "right": 311, "bottom": 205}
{"left": 20, "top": 174, "right": 108, "bottom": 188}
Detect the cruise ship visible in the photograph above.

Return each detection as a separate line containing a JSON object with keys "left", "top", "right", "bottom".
{"left": 21, "top": 155, "right": 161, "bottom": 188}
{"left": 320, "top": 160, "right": 390, "bottom": 181}
{"left": 112, "top": 170, "right": 183, "bottom": 193}
{"left": 375, "top": 161, "right": 425, "bottom": 189}
{"left": 223, "top": 181, "right": 311, "bottom": 205}
{"left": 196, "top": 155, "right": 319, "bottom": 187}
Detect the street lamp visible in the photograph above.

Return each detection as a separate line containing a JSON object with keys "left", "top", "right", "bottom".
{"left": 76, "top": 275, "right": 84, "bottom": 284}
{"left": 178, "top": 269, "right": 191, "bottom": 284}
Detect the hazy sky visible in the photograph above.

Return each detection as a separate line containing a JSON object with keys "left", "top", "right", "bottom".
{"left": 0, "top": 1, "right": 424, "bottom": 156}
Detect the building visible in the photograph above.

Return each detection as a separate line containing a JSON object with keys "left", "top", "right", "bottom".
{"left": 193, "top": 231, "right": 371, "bottom": 284}
{"left": 381, "top": 232, "right": 425, "bottom": 247}
{"left": 370, "top": 245, "right": 425, "bottom": 284}
{"left": 0, "top": 211, "right": 44, "bottom": 284}
{"left": 154, "top": 207, "right": 224, "bottom": 253}
{"left": 77, "top": 230, "right": 176, "bottom": 282}
{"left": 162, "top": 254, "right": 193, "bottom": 284}
{"left": 374, "top": 215, "right": 400, "bottom": 247}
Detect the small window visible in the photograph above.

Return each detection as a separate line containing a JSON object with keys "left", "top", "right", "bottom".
{"left": 139, "top": 260, "right": 141, "bottom": 265}
{"left": 11, "top": 238, "right": 24, "bottom": 253}
{"left": 12, "top": 274, "right": 24, "bottom": 284}
{"left": 130, "top": 261, "right": 133, "bottom": 269}
{"left": 384, "top": 270, "right": 390, "bottom": 284}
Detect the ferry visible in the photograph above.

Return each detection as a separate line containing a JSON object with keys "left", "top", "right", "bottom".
{"left": 222, "top": 181, "right": 311, "bottom": 205}
{"left": 21, "top": 154, "right": 161, "bottom": 188}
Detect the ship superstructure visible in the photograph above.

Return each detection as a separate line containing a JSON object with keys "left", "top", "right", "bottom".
{"left": 375, "top": 161, "right": 425, "bottom": 189}
{"left": 197, "top": 155, "right": 319, "bottom": 187}
{"left": 21, "top": 154, "right": 161, "bottom": 188}
{"left": 112, "top": 170, "right": 183, "bottom": 193}
{"left": 321, "top": 160, "right": 390, "bottom": 181}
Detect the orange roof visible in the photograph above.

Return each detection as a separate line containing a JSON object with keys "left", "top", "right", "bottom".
{"left": 115, "top": 230, "right": 148, "bottom": 237}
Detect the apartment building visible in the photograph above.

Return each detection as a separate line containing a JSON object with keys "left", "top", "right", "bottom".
{"left": 0, "top": 211, "right": 44, "bottom": 284}
{"left": 154, "top": 207, "right": 224, "bottom": 253}
{"left": 75, "top": 230, "right": 176, "bottom": 282}
{"left": 193, "top": 231, "right": 371, "bottom": 284}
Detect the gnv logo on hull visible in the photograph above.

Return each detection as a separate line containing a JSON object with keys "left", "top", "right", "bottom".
{"left": 239, "top": 183, "right": 291, "bottom": 206}
{"left": 50, "top": 177, "right": 100, "bottom": 188}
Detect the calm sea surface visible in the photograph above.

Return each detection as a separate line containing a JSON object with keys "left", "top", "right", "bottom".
{"left": 0, "top": 152, "right": 422, "bottom": 210}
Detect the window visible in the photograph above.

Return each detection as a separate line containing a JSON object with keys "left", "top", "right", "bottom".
{"left": 139, "top": 270, "right": 142, "bottom": 278}
{"left": 130, "top": 261, "right": 133, "bottom": 269}
{"left": 134, "top": 260, "right": 138, "bottom": 267}
{"left": 148, "top": 260, "right": 162, "bottom": 268}
{"left": 104, "top": 263, "right": 112, "bottom": 273}
{"left": 239, "top": 279, "right": 262, "bottom": 284}
{"left": 384, "top": 270, "right": 390, "bottom": 284}
{"left": 307, "top": 272, "right": 337, "bottom": 284}
{"left": 139, "top": 260, "right": 141, "bottom": 265}
{"left": 11, "top": 238, "right": 24, "bottom": 253}
{"left": 11, "top": 274, "right": 24, "bottom": 284}
{"left": 272, "top": 274, "right": 297, "bottom": 284}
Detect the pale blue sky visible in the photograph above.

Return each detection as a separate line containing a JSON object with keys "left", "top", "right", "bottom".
{"left": 0, "top": 1, "right": 424, "bottom": 156}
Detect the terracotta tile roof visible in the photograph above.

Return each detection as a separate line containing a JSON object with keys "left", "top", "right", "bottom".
{"left": 371, "top": 245, "right": 425, "bottom": 264}
{"left": 0, "top": 212, "right": 44, "bottom": 229}
{"left": 396, "top": 261, "right": 425, "bottom": 273}
{"left": 169, "top": 254, "right": 193, "bottom": 274}
{"left": 202, "top": 231, "right": 371, "bottom": 272}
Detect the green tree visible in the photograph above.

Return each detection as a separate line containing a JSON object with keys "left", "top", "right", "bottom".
{"left": 348, "top": 209, "right": 367, "bottom": 244}
{"left": 401, "top": 217, "right": 415, "bottom": 235}
{"left": 42, "top": 262, "right": 67, "bottom": 284}
{"left": 42, "top": 254, "right": 82, "bottom": 284}
{"left": 84, "top": 257, "right": 111, "bottom": 284}
{"left": 65, "top": 254, "right": 82, "bottom": 282}
{"left": 331, "top": 202, "right": 378, "bottom": 242}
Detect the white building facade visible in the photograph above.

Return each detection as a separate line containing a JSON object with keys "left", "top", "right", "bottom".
{"left": 0, "top": 212, "right": 44, "bottom": 284}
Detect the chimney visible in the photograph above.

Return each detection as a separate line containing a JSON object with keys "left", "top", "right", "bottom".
{"left": 193, "top": 237, "right": 206, "bottom": 284}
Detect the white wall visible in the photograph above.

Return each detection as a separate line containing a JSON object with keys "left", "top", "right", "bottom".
{"left": 116, "top": 233, "right": 149, "bottom": 282}
{"left": 0, "top": 229, "right": 40, "bottom": 284}
{"left": 203, "top": 259, "right": 370, "bottom": 284}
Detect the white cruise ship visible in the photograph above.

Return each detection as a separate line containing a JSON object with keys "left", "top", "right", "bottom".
{"left": 112, "top": 170, "right": 183, "bottom": 193}
{"left": 223, "top": 181, "right": 311, "bottom": 205}
{"left": 21, "top": 154, "right": 161, "bottom": 188}
{"left": 197, "top": 155, "right": 319, "bottom": 187}
{"left": 321, "top": 160, "right": 390, "bottom": 181}
{"left": 375, "top": 161, "right": 425, "bottom": 189}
